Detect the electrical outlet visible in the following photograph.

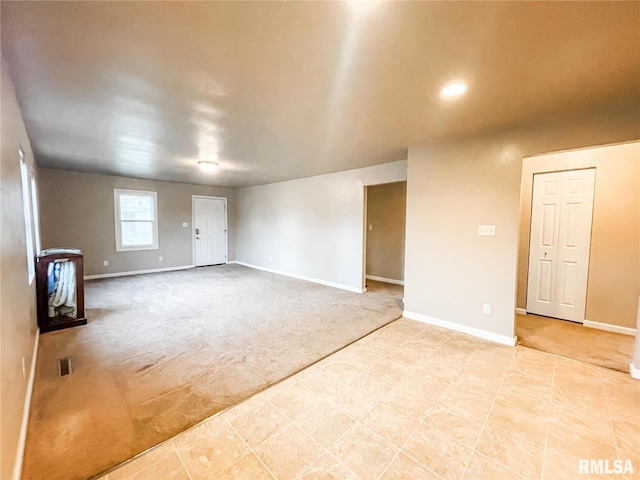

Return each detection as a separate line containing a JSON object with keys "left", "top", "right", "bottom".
{"left": 478, "top": 225, "right": 496, "bottom": 236}
{"left": 483, "top": 304, "right": 492, "bottom": 315}
{"left": 22, "top": 357, "right": 26, "bottom": 379}
{"left": 269, "top": 256, "right": 272, "bottom": 263}
{"left": 369, "top": 224, "right": 373, "bottom": 231}
{"left": 159, "top": 256, "right": 163, "bottom": 262}
{"left": 103, "top": 260, "right": 109, "bottom": 267}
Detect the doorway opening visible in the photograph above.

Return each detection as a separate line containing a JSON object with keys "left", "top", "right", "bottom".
{"left": 515, "top": 143, "right": 639, "bottom": 373}
{"left": 363, "top": 181, "right": 407, "bottom": 306}
{"left": 192, "top": 195, "right": 228, "bottom": 267}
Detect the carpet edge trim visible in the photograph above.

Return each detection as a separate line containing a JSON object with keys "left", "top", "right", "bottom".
{"left": 402, "top": 311, "right": 516, "bottom": 346}
{"left": 13, "top": 328, "right": 39, "bottom": 480}
{"left": 230, "top": 261, "right": 364, "bottom": 293}
{"left": 583, "top": 320, "right": 636, "bottom": 336}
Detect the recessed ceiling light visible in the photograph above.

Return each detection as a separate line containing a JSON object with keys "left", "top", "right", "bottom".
{"left": 441, "top": 82, "right": 467, "bottom": 98}
{"left": 198, "top": 161, "right": 218, "bottom": 173}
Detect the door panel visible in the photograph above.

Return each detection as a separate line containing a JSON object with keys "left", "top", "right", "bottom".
{"left": 526, "top": 169, "right": 595, "bottom": 322}
{"left": 193, "top": 197, "right": 227, "bottom": 267}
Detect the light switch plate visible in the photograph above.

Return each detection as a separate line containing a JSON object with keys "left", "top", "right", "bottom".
{"left": 478, "top": 225, "right": 496, "bottom": 236}
{"left": 182, "top": 222, "right": 188, "bottom": 228}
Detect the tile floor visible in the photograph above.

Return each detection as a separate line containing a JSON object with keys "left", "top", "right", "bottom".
{"left": 101, "top": 318, "right": 639, "bottom": 480}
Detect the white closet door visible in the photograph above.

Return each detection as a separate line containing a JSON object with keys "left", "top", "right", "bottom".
{"left": 526, "top": 169, "right": 595, "bottom": 322}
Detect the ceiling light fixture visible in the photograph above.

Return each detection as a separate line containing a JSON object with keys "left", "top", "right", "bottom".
{"left": 198, "top": 161, "right": 218, "bottom": 173}
{"left": 441, "top": 82, "right": 467, "bottom": 98}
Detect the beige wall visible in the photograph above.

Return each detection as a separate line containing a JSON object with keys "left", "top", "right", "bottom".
{"left": 366, "top": 181, "right": 406, "bottom": 282}
{"left": 38, "top": 169, "right": 236, "bottom": 277}
{"left": 1, "top": 56, "right": 40, "bottom": 480}
{"left": 517, "top": 143, "right": 640, "bottom": 329}
{"left": 404, "top": 104, "right": 640, "bottom": 340}
{"left": 235, "top": 161, "right": 407, "bottom": 291}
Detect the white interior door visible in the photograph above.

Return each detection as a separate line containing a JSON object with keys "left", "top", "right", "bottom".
{"left": 526, "top": 169, "right": 595, "bottom": 322}
{"left": 193, "top": 196, "right": 227, "bottom": 267}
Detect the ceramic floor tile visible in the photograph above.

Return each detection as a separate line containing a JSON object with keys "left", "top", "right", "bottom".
{"left": 108, "top": 442, "right": 185, "bottom": 480}
{"left": 403, "top": 423, "right": 472, "bottom": 480}
{"left": 452, "top": 368, "right": 504, "bottom": 397}
{"left": 227, "top": 399, "right": 290, "bottom": 448}
{"left": 462, "top": 451, "right": 522, "bottom": 480}
{"left": 254, "top": 423, "right": 325, "bottom": 479}
{"left": 475, "top": 423, "right": 544, "bottom": 479}
{"left": 496, "top": 385, "right": 552, "bottom": 418}
{"left": 552, "top": 382, "right": 606, "bottom": 413}
{"left": 268, "top": 381, "right": 322, "bottom": 422}
{"left": 398, "top": 371, "right": 450, "bottom": 399}
{"left": 487, "top": 400, "right": 548, "bottom": 446}
{"left": 360, "top": 401, "right": 421, "bottom": 448}
{"left": 213, "top": 453, "right": 274, "bottom": 480}
{"left": 554, "top": 369, "right": 607, "bottom": 397}
{"left": 383, "top": 381, "right": 440, "bottom": 420}
{"left": 127, "top": 454, "right": 190, "bottom": 480}
{"left": 352, "top": 368, "right": 399, "bottom": 399}
{"left": 438, "top": 383, "right": 495, "bottom": 421}
{"left": 326, "top": 382, "right": 380, "bottom": 421}
{"left": 329, "top": 424, "right": 398, "bottom": 479}
{"left": 543, "top": 451, "right": 611, "bottom": 480}
{"left": 423, "top": 402, "right": 486, "bottom": 448}
{"left": 172, "top": 414, "right": 224, "bottom": 449}
{"left": 611, "top": 416, "right": 640, "bottom": 452}
{"left": 549, "top": 400, "right": 616, "bottom": 447}
{"left": 321, "top": 360, "right": 370, "bottom": 384}
{"left": 298, "top": 453, "right": 359, "bottom": 480}
{"left": 176, "top": 418, "right": 250, "bottom": 480}
{"left": 380, "top": 452, "right": 442, "bottom": 480}
{"left": 513, "top": 346, "right": 556, "bottom": 367}
{"left": 295, "top": 400, "right": 355, "bottom": 448}
{"left": 547, "top": 422, "right": 618, "bottom": 463}
{"left": 414, "top": 330, "right": 450, "bottom": 349}
{"left": 372, "top": 356, "right": 415, "bottom": 383}
{"left": 507, "top": 355, "right": 555, "bottom": 378}
{"left": 345, "top": 344, "right": 387, "bottom": 368}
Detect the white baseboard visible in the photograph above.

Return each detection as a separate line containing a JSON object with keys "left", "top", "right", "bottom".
{"left": 230, "top": 261, "right": 365, "bottom": 293}
{"left": 583, "top": 320, "right": 636, "bottom": 336}
{"left": 366, "top": 275, "right": 404, "bottom": 286}
{"left": 403, "top": 310, "right": 516, "bottom": 346}
{"left": 515, "top": 308, "right": 527, "bottom": 315}
{"left": 85, "top": 265, "right": 195, "bottom": 280}
{"left": 13, "top": 328, "right": 39, "bottom": 480}
{"left": 630, "top": 363, "right": 640, "bottom": 380}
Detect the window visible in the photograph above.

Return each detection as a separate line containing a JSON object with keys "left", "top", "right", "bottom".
{"left": 31, "top": 174, "right": 41, "bottom": 254}
{"left": 114, "top": 189, "right": 158, "bottom": 251}
{"left": 19, "top": 149, "right": 35, "bottom": 284}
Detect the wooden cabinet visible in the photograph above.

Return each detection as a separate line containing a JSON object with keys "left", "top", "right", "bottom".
{"left": 36, "top": 249, "right": 87, "bottom": 333}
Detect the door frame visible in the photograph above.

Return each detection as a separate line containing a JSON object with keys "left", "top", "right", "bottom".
{"left": 191, "top": 195, "right": 228, "bottom": 267}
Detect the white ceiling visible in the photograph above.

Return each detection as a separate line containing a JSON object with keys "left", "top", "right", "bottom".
{"left": 2, "top": 1, "right": 638, "bottom": 188}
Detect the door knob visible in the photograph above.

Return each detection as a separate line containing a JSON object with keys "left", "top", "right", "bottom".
{"left": 544, "top": 252, "right": 547, "bottom": 257}
{"left": 195, "top": 228, "right": 200, "bottom": 234}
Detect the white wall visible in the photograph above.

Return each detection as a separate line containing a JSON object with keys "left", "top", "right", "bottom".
{"left": 1, "top": 56, "right": 40, "bottom": 480}
{"left": 235, "top": 161, "right": 407, "bottom": 291}
{"left": 404, "top": 104, "right": 639, "bottom": 343}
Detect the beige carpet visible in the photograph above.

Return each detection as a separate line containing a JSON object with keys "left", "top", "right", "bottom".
{"left": 23, "top": 265, "right": 402, "bottom": 480}
{"left": 516, "top": 313, "right": 634, "bottom": 373}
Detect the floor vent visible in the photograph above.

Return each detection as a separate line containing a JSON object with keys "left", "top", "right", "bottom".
{"left": 57, "top": 357, "right": 72, "bottom": 377}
